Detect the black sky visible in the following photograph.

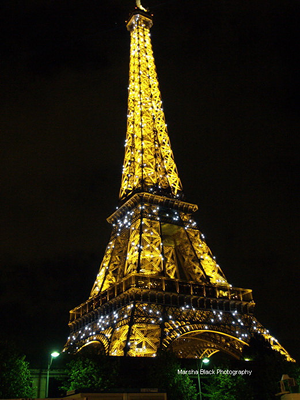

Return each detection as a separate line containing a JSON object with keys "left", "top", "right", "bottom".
{"left": 1, "top": 0, "right": 299, "bottom": 364}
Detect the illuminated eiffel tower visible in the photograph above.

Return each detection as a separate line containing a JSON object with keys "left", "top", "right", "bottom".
{"left": 64, "top": 2, "right": 294, "bottom": 362}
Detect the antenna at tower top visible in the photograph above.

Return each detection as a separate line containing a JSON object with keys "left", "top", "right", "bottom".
{"left": 136, "top": 0, "right": 148, "bottom": 12}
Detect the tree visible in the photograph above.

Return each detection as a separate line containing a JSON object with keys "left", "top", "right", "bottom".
{"left": 242, "top": 334, "right": 291, "bottom": 400}
{"left": 202, "top": 365, "right": 253, "bottom": 400}
{"left": 61, "top": 354, "right": 118, "bottom": 392}
{"left": 0, "top": 341, "right": 34, "bottom": 398}
{"left": 148, "top": 352, "right": 198, "bottom": 400}
{"left": 62, "top": 351, "right": 197, "bottom": 400}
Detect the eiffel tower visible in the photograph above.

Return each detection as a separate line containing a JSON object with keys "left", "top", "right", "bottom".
{"left": 63, "top": 2, "right": 294, "bottom": 362}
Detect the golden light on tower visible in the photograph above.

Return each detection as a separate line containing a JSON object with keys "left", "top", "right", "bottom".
{"left": 89, "top": 8, "right": 228, "bottom": 299}
{"left": 120, "top": 9, "right": 182, "bottom": 201}
{"left": 63, "top": 4, "right": 295, "bottom": 363}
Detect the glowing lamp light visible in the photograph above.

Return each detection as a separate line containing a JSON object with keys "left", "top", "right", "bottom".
{"left": 46, "top": 351, "right": 60, "bottom": 397}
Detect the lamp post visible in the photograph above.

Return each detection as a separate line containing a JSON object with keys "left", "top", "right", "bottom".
{"left": 197, "top": 357, "right": 210, "bottom": 400}
{"left": 46, "top": 351, "right": 60, "bottom": 398}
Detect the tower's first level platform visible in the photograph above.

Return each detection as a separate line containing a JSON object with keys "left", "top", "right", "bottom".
{"left": 64, "top": 274, "right": 266, "bottom": 359}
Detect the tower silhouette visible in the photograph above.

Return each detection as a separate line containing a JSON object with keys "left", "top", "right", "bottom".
{"left": 64, "top": 4, "right": 294, "bottom": 361}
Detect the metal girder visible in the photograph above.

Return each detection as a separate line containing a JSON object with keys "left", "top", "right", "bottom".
{"left": 64, "top": 299, "right": 294, "bottom": 362}
{"left": 89, "top": 197, "right": 228, "bottom": 296}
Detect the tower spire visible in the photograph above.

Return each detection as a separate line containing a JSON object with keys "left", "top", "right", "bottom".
{"left": 136, "top": 0, "right": 147, "bottom": 12}
{"left": 120, "top": 6, "right": 183, "bottom": 202}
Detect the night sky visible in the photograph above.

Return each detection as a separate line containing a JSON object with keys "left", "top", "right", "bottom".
{"left": 1, "top": 0, "right": 299, "bottom": 365}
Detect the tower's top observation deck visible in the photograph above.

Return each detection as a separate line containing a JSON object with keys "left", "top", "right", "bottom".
{"left": 126, "top": 7, "right": 153, "bottom": 31}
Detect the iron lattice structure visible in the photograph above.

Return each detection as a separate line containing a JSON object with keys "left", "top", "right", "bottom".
{"left": 64, "top": 6, "right": 294, "bottom": 362}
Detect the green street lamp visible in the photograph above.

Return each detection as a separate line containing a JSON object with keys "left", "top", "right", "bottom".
{"left": 46, "top": 351, "right": 60, "bottom": 397}
{"left": 197, "top": 357, "right": 210, "bottom": 400}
